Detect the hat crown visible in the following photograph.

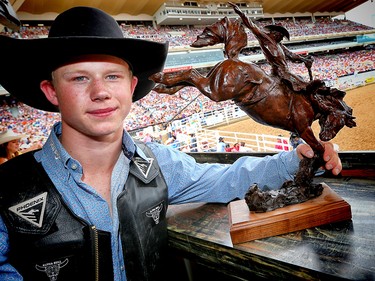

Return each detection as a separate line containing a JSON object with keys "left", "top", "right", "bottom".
{"left": 264, "top": 24, "right": 290, "bottom": 40}
{"left": 49, "top": 6, "right": 124, "bottom": 38}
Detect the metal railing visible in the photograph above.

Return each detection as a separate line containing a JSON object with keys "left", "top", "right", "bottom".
{"left": 132, "top": 104, "right": 292, "bottom": 153}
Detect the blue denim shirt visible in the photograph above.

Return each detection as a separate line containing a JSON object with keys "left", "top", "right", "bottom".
{"left": 0, "top": 122, "right": 300, "bottom": 280}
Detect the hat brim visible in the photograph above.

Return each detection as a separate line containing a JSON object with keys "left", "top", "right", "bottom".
{"left": 0, "top": 134, "right": 27, "bottom": 145}
{"left": 264, "top": 25, "right": 290, "bottom": 40}
{"left": 0, "top": 36, "right": 168, "bottom": 112}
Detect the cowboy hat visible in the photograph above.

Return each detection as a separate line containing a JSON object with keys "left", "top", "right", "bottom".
{"left": 264, "top": 25, "right": 290, "bottom": 40}
{"left": 0, "top": 6, "right": 168, "bottom": 112}
{"left": 0, "top": 130, "right": 26, "bottom": 145}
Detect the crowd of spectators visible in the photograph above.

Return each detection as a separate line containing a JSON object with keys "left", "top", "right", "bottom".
{"left": 125, "top": 17, "right": 373, "bottom": 47}
{"left": 1, "top": 16, "right": 373, "bottom": 47}
{"left": 0, "top": 16, "right": 374, "bottom": 150}
{"left": 0, "top": 99, "right": 59, "bottom": 149}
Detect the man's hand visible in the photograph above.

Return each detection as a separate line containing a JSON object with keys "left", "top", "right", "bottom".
{"left": 228, "top": 2, "right": 241, "bottom": 14}
{"left": 296, "top": 142, "right": 342, "bottom": 175}
{"left": 304, "top": 58, "right": 313, "bottom": 69}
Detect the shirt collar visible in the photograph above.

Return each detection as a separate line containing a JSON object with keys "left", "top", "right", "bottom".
{"left": 121, "top": 129, "right": 148, "bottom": 160}
{"left": 42, "top": 121, "right": 148, "bottom": 164}
{"left": 44, "top": 122, "right": 71, "bottom": 167}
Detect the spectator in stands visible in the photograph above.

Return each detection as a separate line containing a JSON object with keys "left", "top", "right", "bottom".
{"left": 189, "top": 133, "right": 198, "bottom": 152}
{"left": 230, "top": 142, "right": 241, "bottom": 152}
{"left": 170, "top": 135, "right": 181, "bottom": 150}
{"left": 0, "top": 6, "right": 342, "bottom": 281}
{"left": 0, "top": 129, "right": 26, "bottom": 164}
{"left": 216, "top": 136, "right": 226, "bottom": 152}
{"left": 142, "top": 132, "right": 152, "bottom": 143}
{"left": 289, "top": 133, "right": 304, "bottom": 149}
{"left": 0, "top": 129, "right": 41, "bottom": 164}
{"left": 239, "top": 141, "right": 252, "bottom": 152}
{"left": 224, "top": 143, "right": 232, "bottom": 152}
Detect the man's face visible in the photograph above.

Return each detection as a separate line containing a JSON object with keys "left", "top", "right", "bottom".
{"left": 41, "top": 54, "right": 138, "bottom": 139}
{"left": 270, "top": 30, "right": 284, "bottom": 42}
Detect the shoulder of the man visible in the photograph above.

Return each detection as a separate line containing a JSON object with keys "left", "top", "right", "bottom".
{"left": 0, "top": 151, "right": 43, "bottom": 198}
{"left": 0, "top": 151, "right": 39, "bottom": 180}
{"left": 0, "top": 150, "right": 63, "bottom": 235}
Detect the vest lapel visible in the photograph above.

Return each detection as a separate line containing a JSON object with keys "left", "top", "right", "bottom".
{"left": 130, "top": 155, "right": 159, "bottom": 184}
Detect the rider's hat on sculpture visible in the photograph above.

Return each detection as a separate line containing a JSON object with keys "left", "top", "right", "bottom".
{"left": 264, "top": 24, "right": 290, "bottom": 40}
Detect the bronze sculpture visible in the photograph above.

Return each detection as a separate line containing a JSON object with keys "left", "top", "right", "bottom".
{"left": 150, "top": 3, "right": 356, "bottom": 212}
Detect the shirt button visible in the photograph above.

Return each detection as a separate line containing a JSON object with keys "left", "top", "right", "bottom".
{"left": 71, "top": 163, "right": 78, "bottom": 170}
{"left": 121, "top": 266, "right": 125, "bottom": 271}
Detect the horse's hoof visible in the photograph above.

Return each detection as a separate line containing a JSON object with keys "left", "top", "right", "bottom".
{"left": 319, "top": 130, "right": 336, "bottom": 141}
{"left": 153, "top": 84, "right": 165, "bottom": 93}
{"left": 149, "top": 72, "right": 163, "bottom": 82}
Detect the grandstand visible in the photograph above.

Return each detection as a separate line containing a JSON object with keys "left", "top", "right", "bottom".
{"left": 1, "top": 0, "right": 374, "bottom": 152}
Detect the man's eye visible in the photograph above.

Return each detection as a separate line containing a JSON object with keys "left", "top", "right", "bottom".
{"left": 107, "top": 75, "right": 118, "bottom": 80}
{"left": 73, "top": 76, "right": 87, "bottom": 82}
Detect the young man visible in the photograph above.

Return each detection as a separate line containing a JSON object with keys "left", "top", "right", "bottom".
{"left": 0, "top": 7, "right": 341, "bottom": 281}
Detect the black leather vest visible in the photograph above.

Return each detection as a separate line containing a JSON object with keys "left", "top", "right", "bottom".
{"left": 0, "top": 142, "right": 168, "bottom": 281}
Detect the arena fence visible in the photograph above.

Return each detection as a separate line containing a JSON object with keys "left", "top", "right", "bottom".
{"left": 194, "top": 129, "right": 291, "bottom": 153}
{"left": 132, "top": 104, "right": 292, "bottom": 153}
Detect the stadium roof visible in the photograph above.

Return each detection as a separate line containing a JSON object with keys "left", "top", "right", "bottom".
{"left": 13, "top": 0, "right": 368, "bottom": 17}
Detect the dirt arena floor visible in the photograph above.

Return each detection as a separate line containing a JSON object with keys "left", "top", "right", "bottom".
{"left": 216, "top": 83, "right": 375, "bottom": 151}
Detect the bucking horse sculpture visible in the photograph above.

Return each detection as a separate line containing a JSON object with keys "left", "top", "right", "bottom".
{"left": 150, "top": 3, "right": 356, "bottom": 212}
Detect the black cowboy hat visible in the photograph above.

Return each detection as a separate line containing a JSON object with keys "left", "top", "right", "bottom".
{"left": 0, "top": 6, "right": 168, "bottom": 112}
{"left": 264, "top": 25, "right": 290, "bottom": 40}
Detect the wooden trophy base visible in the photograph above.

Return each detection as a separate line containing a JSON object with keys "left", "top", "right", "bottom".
{"left": 228, "top": 183, "right": 352, "bottom": 244}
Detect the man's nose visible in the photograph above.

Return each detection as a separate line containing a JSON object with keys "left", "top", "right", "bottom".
{"left": 90, "top": 79, "right": 111, "bottom": 100}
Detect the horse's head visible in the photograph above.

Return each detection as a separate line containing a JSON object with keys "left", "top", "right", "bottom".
{"left": 191, "top": 17, "right": 247, "bottom": 59}
{"left": 319, "top": 107, "right": 356, "bottom": 141}
{"left": 191, "top": 17, "right": 227, "bottom": 48}
{"left": 308, "top": 85, "right": 356, "bottom": 141}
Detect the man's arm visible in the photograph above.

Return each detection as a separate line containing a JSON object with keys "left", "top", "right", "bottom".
{"left": 229, "top": 2, "right": 262, "bottom": 37}
{"left": 281, "top": 44, "right": 314, "bottom": 80}
{"left": 281, "top": 44, "right": 311, "bottom": 64}
{"left": 0, "top": 219, "right": 22, "bottom": 280}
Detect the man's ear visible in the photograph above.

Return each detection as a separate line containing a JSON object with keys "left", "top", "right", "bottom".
{"left": 40, "top": 80, "right": 59, "bottom": 106}
{"left": 131, "top": 76, "right": 138, "bottom": 95}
